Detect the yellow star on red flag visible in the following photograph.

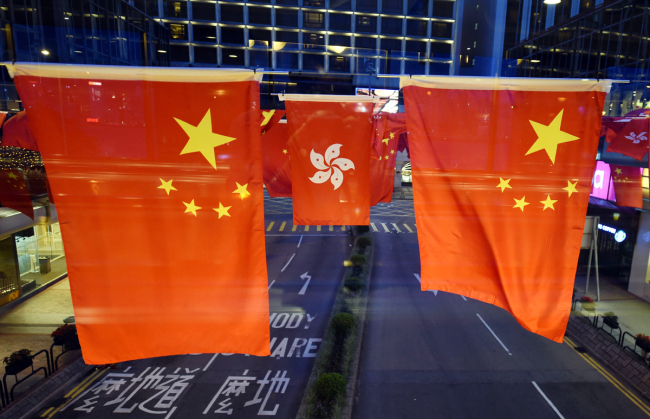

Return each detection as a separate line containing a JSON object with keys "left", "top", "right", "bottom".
{"left": 540, "top": 195, "right": 557, "bottom": 210}
{"left": 157, "top": 178, "right": 177, "bottom": 195}
{"left": 526, "top": 109, "right": 579, "bottom": 164}
{"left": 213, "top": 202, "right": 231, "bottom": 219}
{"left": 233, "top": 182, "right": 251, "bottom": 199}
{"left": 513, "top": 196, "right": 529, "bottom": 212}
{"left": 496, "top": 178, "right": 512, "bottom": 193}
{"left": 563, "top": 180, "right": 578, "bottom": 197}
{"left": 175, "top": 109, "right": 235, "bottom": 170}
{"left": 183, "top": 199, "right": 201, "bottom": 216}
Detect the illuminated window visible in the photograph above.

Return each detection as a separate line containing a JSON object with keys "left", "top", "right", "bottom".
{"left": 170, "top": 23, "right": 188, "bottom": 40}
{"left": 304, "top": 12, "right": 325, "bottom": 29}
{"left": 163, "top": 0, "right": 187, "bottom": 18}
{"left": 356, "top": 15, "right": 377, "bottom": 33}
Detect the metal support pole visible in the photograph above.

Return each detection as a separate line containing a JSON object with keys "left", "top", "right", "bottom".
{"left": 594, "top": 217, "right": 601, "bottom": 301}
{"left": 586, "top": 237, "right": 593, "bottom": 293}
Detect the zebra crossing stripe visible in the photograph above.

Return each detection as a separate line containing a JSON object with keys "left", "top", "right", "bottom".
{"left": 292, "top": 225, "right": 297, "bottom": 232}
{"left": 371, "top": 223, "right": 379, "bottom": 232}
{"left": 329, "top": 225, "right": 333, "bottom": 231}
{"left": 266, "top": 222, "right": 275, "bottom": 232}
{"left": 279, "top": 221, "right": 286, "bottom": 232}
{"left": 305, "top": 226, "right": 310, "bottom": 232}
{"left": 403, "top": 224, "right": 413, "bottom": 233}
{"left": 317, "top": 225, "right": 321, "bottom": 231}
{"left": 381, "top": 223, "right": 390, "bottom": 233}
{"left": 392, "top": 223, "right": 402, "bottom": 233}
{"left": 341, "top": 226, "right": 345, "bottom": 231}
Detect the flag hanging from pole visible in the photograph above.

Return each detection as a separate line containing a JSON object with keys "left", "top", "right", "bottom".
{"left": 2, "top": 111, "right": 38, "bottom": 151}
{"left": 402, "top": 76, "right": 610, "bottom": 342}
{"left": 611, "top": 165, "right": 643, "bottom": 209}
{"left": 606, "top": 118, "right": 649, "bottom": 160}
{"left": 370, "top": 112, "right": 407, "bottom": 206}
{"left": 283, "top": 95, "right": 373, "bottom": 226}
{"left": 262, "top": 119, "right": 292, "bottom": 198}
{"left": 10, "top": 63, "right": 270, "bottom": 364}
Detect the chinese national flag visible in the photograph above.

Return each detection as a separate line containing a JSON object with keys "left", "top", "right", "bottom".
{"left": 261, "top": 120, "right": 292, "bottom": 198}
{"left": 285, "top": 96, "right": 373, "bottom": 225}
{"left": 403, "top": 77, "right": 609, "bottom": 342}
{"left": 370, "top": 112, "right": 407, "bottom": 205}
{"left": 606, "top": 118, "right": 649, "bottom": 160}
{"left": 611, "top": 165, "right": 643, "bottom": 208}
{"left": 2, "top": 111, "right": 39, "bottom": 151}
{"left": 12, "top": 63, "right": 270, "bottom": 363}
{"left": 260, "top": 109, "right": 285, "bottom": 134}
{"left": 0, "top": 169, "right": 34, "bottom": 219}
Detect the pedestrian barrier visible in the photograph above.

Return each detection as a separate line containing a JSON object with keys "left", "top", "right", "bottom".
{"left": 0, "top": 379, "right": 5, "bottom": 409}
{"left": 2, "top": 349, "right": 50, "bottom": 403}
{"left": 594, "top": 314, "right": 622, "bottom": 344}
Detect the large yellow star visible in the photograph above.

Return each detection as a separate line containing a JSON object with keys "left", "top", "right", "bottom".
{"left": 261, "top": 109, "right": 275, "bottom": 127}
{"left": 157, "top": 178, "right": 177, "bottom": 195}
{"left": 496, "top": 177, "right": 512, "bottom": 193}
{"left": 175, "top": 109, "right": 235, "bottom": 170}
{"left": 614, "top": 168, "right": 623, "bottom": 175}
{"left": 213, "top": 202, "right": 231, "bottom": 219}
{"left": 7, "top": 172, "right": 17, "bottom": 179}
{"left": 540, "top": 195, "right": 558, "bottom": 210}
{"left": 513, "top": 196, "right": 530, "bottom": 212}
{"left": 563, "top": 180, "right": 578, "bottom": 197}
{"left": 525, "top": 109, "right": 579, "bottom": 164}
{"left": 233, "top": 182, "right": 251, "bottom": 199}
{"left": 382, "top": 138, "right": 390, "bottom": 146}
{"left": 183, "top": 199, "right": 201, "bottom": 216}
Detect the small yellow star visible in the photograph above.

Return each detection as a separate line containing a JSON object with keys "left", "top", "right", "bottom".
{"left": 614, "top": 168, "right": 623, "bottom": 175}
{"left": 175, "top": 109, "right": 236, "bottom": 170}
{"left": 378, "top": 156, "right": 382, "bottom": 160}
{"left": 261, "top": 109, "right": 275, "bottom": 127}
{"left": 183, "top": 199, "right": 201, "bottom": 216}
{"left": 496, "top": 177, "right": 512, "bottom": 193}
{"left": 513, "top": 196, "right": 530, "bottom": 212}
{"left": 390, "top": 150, "right": 395, "bottom": 154}
{"left": 157, "top": 178, "right": 177, "bottom": 195}
{"left": 526, "top": 109, "right": 579, "bottom": 164}
{"left": 233, "top": 182, "right": 251, "bottom": 199}
{"left": 282, "top": 149, "right": 288, "bottom": 154}
{"left": 563, "top": 180, "right": 578, "bottom": 197}
{"left": 540, "top": 195, "right": 558, "bottom": 210}
{"left": 7, "top": 172, "right": 17, "bottom": 179}
{"left": 385, "top": 155, "right": 389, "bottom": 159}
{"left": 213, "top": 202, "right": 231, "bottom": 219}
{"left": 390, "top": 132, "right": 395, "bottom": 139}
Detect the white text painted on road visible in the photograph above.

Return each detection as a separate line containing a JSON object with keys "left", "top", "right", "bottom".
{"left": 270, "top": 337, "right": 321, "bottom": 358}
{"left": 269, "top": 312, "right": 317, "bottom": 329}
{"left": 476, "top": 313, "right": 512, "bottom": 355}
{"left": 299, "top": 272, "right": 311, "bottom": 295}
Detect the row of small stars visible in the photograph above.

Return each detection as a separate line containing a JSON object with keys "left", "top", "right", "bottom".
{"left": 497, "top": 177, "right": 578, "bottom": 212}
{"left": 157, "top": 178, "right": 250, "bottom": 218}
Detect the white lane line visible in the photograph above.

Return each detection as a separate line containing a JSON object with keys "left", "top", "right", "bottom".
{"left": 371, "top": 223, "right": 379, "bottom": 232}
{"left": 164, "top": 407, "right": 177, "bottom": 419}
{"left": 299, "top": 272, "right": 311, "bottom": 295}
{"left": 413, "top": 273, "right": 438, "bottom": 296}
{"left": 392, "top": 223, "right": 402, "bottom": 233}
{"left": 281, "top": 253, "right": 295, "bottom": 272}
{"left": 476, "top": 313, "right": 512, "bottom": 355}
{"left": 268, "top": 280, "right": 275, "bottom": 289}
{"left": 297, "top": 235, "right": 303, "bottom": 248}
{"left": 461, "top": 295, "right": 468, "bottom": 301}
{"left": 532, "top": 381, "right": 566, "bottom": 419}
{"left": 381, "top": 223, "right": 390, "bottom": 233}
{"left": 203, "top": 353, "right": 218, "bottom": 371}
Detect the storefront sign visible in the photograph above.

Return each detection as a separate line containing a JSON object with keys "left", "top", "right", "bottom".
{"left": 598, "top": 223, "right": 627, "bottom": 242}
{"left": 590, "top": 161, "right": 616, "bottom": 200}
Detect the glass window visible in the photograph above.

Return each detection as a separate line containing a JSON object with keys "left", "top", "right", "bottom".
{"left": 429, "top": 61, "right": 450, "bottom": 74}
{"left": 329, "top": 13, "right": 351, "bottom": 31}
{"left": 383, "top": 0, "right": 404, "bottom": 14}
{"left": 249, "top": 29, "right": 272, "bottom": 45}
{"left": 250, "top": 49, "right": 271, "bottom": 67}
{"left": 304, "top": 12, "right": 325, "bottom": 29}
{"left": 222, "top": 48, "right": 245, "bottom": 66}
{"left": 276, "top": 0, "right": 298, "bottom": 4}
{"left": 220, "top": 4, "right": 243, "bottom": 23}
{"left": 432, "top": 0, "right": 454, "bottom": 18}
{"left": 430, "top": 41, "right": 451, "bottom": 58}
{"left": 329, "top": 34, "right": 351, "bottom": 47}
{"left": 356, "top": 0, "right": 378, "bottom": 12}
{"left": 408, "top": 0, "right": 429, "bottom": 16}
{"left": 382, "top": 17, "right": 403, "bottom": 35}
{"left": 355, "top": 36, "right": 376, "bottom": 51}
{"left": 331, "top": 0, "right": 351, "bottom": 10}
{"left": 191, "top": 2, "right": 216, "bottom": 21}
{"left": 328, "top": 55, "right": 350, "bottom": 72}
{"left": 276, "top": 51, "right": 299, "bottom": 69}
{"left": 170, "top": 23, "right": 188, "bottom": 40}
{"left": 381, "top": 37, "right": 403, "bottom": 56}
{"left": 303, "top": 53, "right": 324, "bottom": 71}
{"left": 356, "top": 15, "right": 377, "bottom": 33}
{"left": 380, "top": 57, "right": 402, "bottom": 74}
{"left": 248, "top": 6, "right": 271, "bottom": 25}
{"left": 276, "top": 30, "right": 299, "bottom": 43}
{"left": 405, "top": 40, "right": 426, "bottom": 54}
{"left": 304, "top": 0, "right": 325, "bottom": 6}
{"left": 431, "top": 21, "right": 452, "bottom": 38}
{"left": 304, "top": 32, "right": 325, "bottom": 47}
{"left": 193, "top": 24, "right": 216, "bottom": 42}
{"left": 170, "top": 44, "right": 189, "bottom": 61}
{"left": 404, "top": 59, "right": 426, "bottom": 74}
{"left": 407, "top": 19, "right": 428, "bottom": 37}
{"left": 194, "top": 46, "right": 217, "bottom": 63}
{"left": 221, "top": 26, "right": 244, "bottom": 44}
{"left": 163, "top": 1, "right": 188, "bottom": 18}
{"left": 276, "top": 9, "right": 298, "bottom": 27}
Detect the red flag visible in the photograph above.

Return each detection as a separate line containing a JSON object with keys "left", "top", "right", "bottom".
{"left": 284, "top": 95, "right": 373, "bottom": 225}
{"left": 403, "top": 77, "right": 609, "bottom": 342}
{"left": 606, "top": 118, "right": 649, "bottom": 160}
{"left": 12, "top": 63, "right": 270, "bottom": 363}
{"left": 0, "top": 169, "right": 34, "bottom": 219}
{"left": 2, "top": 111, "right": 39, "bottom": 151}
{"left": 262, "top": 120, "right": 292, "bottom": 197}
{"left": 611, "top": 165, "right": 643, "bottom": 208}
{"left": 260, "top": 109, "right": 285, "bottom": 134}
{"left": 370, "top": 112, "right": 407, "bottom": 205}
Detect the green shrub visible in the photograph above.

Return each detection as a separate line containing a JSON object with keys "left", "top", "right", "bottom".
{"left": 356, "top": 225, "right": 370, "bottom": 234}
{"left": 314, "top": 373, "right": 346, "bottom": 403}
{"left": 331, "top": 313, "right": 355, "bottom": 339}
{"left": 344, "top": 277, "right": 365, "bottom": 293}
{"left": 356, "top": 236, "right": 372, "bottom": 252}
{"left": 604, "top": 311, "right": 616, "bottom": 318}
{"left": 349, "top": 254, "right": 367, "bottom": 266}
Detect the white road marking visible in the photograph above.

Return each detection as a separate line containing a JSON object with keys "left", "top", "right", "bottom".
{"left": 203, "top": 353, "right": 218, "bottom": 371}
{"left": 476, "top": 313, "right": 512, "bottom": 355}
{"left": 268, "top": 280, "right": 276, "bottom": 289}
{"left": 281, "top": 253, "right": 296, "bottom": 272}
{"left": 164, "top": 407, "right": 177, "bottom": 419}
{"left": 298, "top": 235, "right": 303, "bottom": 248}
{"left": 299, "top": 272, "right": 311, "bottom": 295}
{"left": 413, "top": 273, "right": 437, "bottom": 296}
{"left": 461, "top": 295, "right": 467, "bottom": 301}
{"left": 532, "top": 381, "right": 566, "bottom": 419}
{"left": 265, "top": 234, "right": 347, "bottom": 237}
{"left": 392, "top": 223, "right": 402, "bottom": 233}
{"left": 123, "top": 366, "right": 132, "bottom": 372}
{"left": 403, "top": 224, "right": 414, "bottom": 233}
{"left": 371, "top": 223, "right": 379, "bottom": 232}
{"left": 381, "top": 223, "right": 390, "bottom": 233}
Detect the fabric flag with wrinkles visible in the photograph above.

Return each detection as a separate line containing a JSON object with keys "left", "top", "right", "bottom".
{"left": 606, "top": 118, "right": 649, "bottom": 160}
{"left": 11, "top": 63, "right": 270, "bottom": 364}
{"left": 370, "top": 112, "right": 407, "bottom": 206}
{"left": 284, "top": 95, "right": 373, "bottom": 225}
{"left": 402, "top": 76, "right": 610, "bottom": 342}
{"left": 611, "top": 165, "right": 643, "bottom": 209}
{"left": 2, "top": 111, "right": 38, "bottom": 151}
{"left": 260, "top": 110, "right": 292, "bottom": 197}
{"left": 0, "top": 169, "right": 34, "bottom": 219}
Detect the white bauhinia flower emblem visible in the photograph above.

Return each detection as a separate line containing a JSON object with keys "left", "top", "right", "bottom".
{"left": 625, "top": 131, "right": 648, "bottom": 144}
{"left": 308, "top": 144, "right": 355, "bottom": 190}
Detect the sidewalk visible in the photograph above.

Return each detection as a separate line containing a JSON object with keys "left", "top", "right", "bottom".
{"left": 0, "top": 278, "right": 79, "bottom": 402}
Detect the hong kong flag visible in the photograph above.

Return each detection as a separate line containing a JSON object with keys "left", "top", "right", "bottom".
{"left": 403, "top": 77, "right": 609, "bottom": 342}
{"left": 283, "top": 95, "right": 373, "bottom": 225}
{"left": 370, "top": 112, "right": 407, "bottom": 206}
{"left": 611, "top": 165, "right": 643, "bottom": 208}
{"left": 606, "top": 118, "right": 649, "bottom": 160}
{"left": 11, "top": 63, "right": 270, "bottom": 363}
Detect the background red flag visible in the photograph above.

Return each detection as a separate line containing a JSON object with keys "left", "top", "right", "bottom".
{"left": 611, "top": 165, "right": 643, "bottom": 208}
{"left": 370, "top": 112, "right": 407, "bottom": 205}
{"left": 262, "top": 120, "right": 292, "bottom": 197}
{"left": 12, "top": 63, "right": 270, "bottom": 364}
{"left": 285, "top": 96, "right": 373, "bottom": 225}
{"left": 0, "top": 168, "right": 34, "bottom": 219}
{"left": 260, "top": 109, "right": 285, "bottom": 134}
{"left": 2, "top": 111, "right": 39, "bottom": 151}
{"left": 606, "top": 118, "right": 649, "bottom": 160}
{"left": 403, "top": 77, "right": 609, "bottom": 342}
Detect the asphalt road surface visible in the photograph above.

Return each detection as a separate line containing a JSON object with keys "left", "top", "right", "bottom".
{"left": 352, "top": 211, "right": 650, "bottom": 419}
